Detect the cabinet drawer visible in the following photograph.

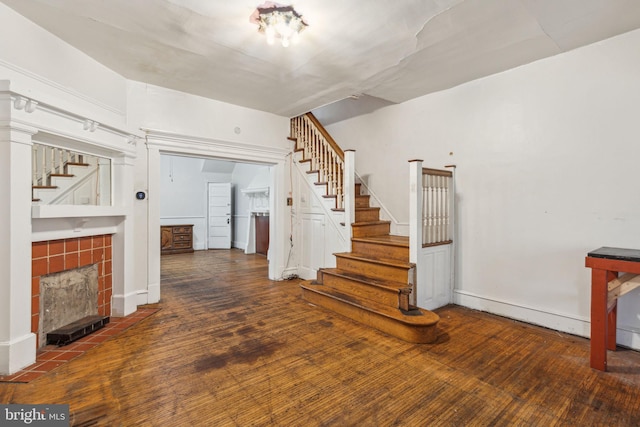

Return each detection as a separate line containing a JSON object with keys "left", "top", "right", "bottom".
{"left": 172, "top": 241, "right": 192, "bottom": 249}
{"left": 173, "top": 226, "right": 191, "bottom": 234}
{"left": 174, "top": 234, "right": 191, "bottom": 242}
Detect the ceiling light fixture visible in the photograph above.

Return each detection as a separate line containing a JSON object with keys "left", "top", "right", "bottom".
{"left": 250, "top": 2, "right": 308, "bottom": 47}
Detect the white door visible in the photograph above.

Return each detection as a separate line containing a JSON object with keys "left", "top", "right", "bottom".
{"left": 208, "top": 183, "right": 232, "bottom": 249}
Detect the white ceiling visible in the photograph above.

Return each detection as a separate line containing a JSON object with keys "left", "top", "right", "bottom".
{"left": 4, "top": 0, "right": 640, "bottom": 124}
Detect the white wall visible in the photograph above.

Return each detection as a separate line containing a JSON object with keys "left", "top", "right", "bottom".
{"left": 0, "top": 3, "right": 127, "bottom": 126}
{"left": 326, "top": 29, "right": 640, "bottom": 349}
{"left": 159, "top": 155, "right": 232, "bottom": 250}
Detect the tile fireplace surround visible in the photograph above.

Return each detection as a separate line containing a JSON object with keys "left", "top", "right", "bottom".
{"left": 31, "top": 235, "right": 113, "bottom": 347}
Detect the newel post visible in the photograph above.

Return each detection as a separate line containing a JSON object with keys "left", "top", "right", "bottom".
{"left": 409, "top": 159, "right": 423, "bottom": 266}
{"left": 343, "top": 150, "right": 356, "bottom": 251}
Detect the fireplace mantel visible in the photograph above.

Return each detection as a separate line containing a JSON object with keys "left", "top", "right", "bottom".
{"left": 241, "top": 187, "right": 269, "bottom": 197}
{"left": 32, "top": 206, "right": 127, "bottom": 242}
{"left": 32, "top": 205, "right": 127, "bottom": 219}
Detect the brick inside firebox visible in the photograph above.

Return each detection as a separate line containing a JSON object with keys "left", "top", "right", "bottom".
{"left": 31, "top": 235, "right": 113, "bottom": 347}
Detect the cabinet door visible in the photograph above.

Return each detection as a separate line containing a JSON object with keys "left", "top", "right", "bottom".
{"left": 161, "top": 227, "right": 173, "bottom": 250}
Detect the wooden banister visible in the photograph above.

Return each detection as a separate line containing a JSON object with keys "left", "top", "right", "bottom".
{"left": 304, "top": 112, "right": 344, "bottom": 161}
{"left": 289, "top": 113, "right": 346, "bottom": 209}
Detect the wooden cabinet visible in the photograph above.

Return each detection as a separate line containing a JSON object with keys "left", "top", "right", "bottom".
{"left": 255, "top": 214, "right": 269, "bottom": 256}
{"left": 161, "top": 225, "right": 194, "bottom": 255}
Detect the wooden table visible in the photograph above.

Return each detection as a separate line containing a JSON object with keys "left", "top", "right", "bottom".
{"left": 585, "top": 247, "right": 640, "bottom": 371}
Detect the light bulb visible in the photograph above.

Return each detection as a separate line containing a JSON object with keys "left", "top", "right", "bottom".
{"left": 265, "top": 26, "right": 276, "bottom": 45}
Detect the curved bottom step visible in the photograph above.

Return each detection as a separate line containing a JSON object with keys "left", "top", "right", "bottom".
{"left": 300, "top": 281, "right": 440, "bottom": 344}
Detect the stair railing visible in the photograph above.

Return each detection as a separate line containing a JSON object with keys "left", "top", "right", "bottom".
{"left": 421, "top": 168, "right": 453, "bottom": 247}
{"left": 32, "top": 144, "right": 83, "bottom": 187}
{"left": 290, "top": 113, "right": 355, "bottom": 250}
{"left": 409, "top": 160, "right": 454, "bottom": 251}
{"left": 290, "top": 113, "right": 345, "bottom": 209}
{"left": 31, "top": 143, "right": 110, "bottom": 205}
{"left": 409, "top": 160, "right": 456, "bottom": 307}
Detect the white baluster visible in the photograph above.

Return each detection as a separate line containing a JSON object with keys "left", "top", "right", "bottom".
{"left": 58, "top": 148, "right": 64, "bottom": 174}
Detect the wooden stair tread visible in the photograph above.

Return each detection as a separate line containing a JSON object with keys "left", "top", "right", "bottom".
{"left": 352, "top": 235, "right": 409, "bottom": 248}
{"left": 332, "top": 207, "right": 379, "bottom": 212}
{"left": 301, "top": 281, "right": 439, "bottom": 326}
{"left": 334, "top": 252, "right": 413, "bottom": 269}
{"left": 32, "top": 185, "right": 58, "bottom": 189}
{"left": 66, "top": 162, "right": 89, "bottom": 166}
{"left": 351, "top": 220, "right": 391, "bottom": 227}
{"left": 50, "top": 173, "right": 74, "bottom": 177}
{"left": 320, "top": 268, "right": 411, "bottom": 292}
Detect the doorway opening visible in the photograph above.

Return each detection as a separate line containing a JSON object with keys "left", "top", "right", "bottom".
{"left": 159, "top": 154, "right": 273, "bottom": 254}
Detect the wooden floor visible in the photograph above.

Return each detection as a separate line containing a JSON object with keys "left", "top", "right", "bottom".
{"left": 2, "top": 249, "right": 640, "bottom": 426}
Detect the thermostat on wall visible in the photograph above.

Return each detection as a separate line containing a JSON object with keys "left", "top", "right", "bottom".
{"left": 135, "top": 191, "right": 147, "bottom": 200}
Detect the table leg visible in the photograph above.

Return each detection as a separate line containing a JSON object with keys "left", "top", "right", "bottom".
{"left": 590, "top": 268, "right": 617, "bottom": 371}
{"left": 607, "top": 301, "right": 617, "bottom": 351}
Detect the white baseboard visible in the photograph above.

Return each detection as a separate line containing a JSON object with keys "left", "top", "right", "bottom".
{"left": 453, "top": 289, "right": 640, "bottom": 351}
{"left": 0, "top": 333, "right": 36, "bottom": 375}
{"left": 135, "top": 290, "right": 148, "bottom": 307}
{"left": 147, "top": 282, "right": 161, "bottom": 304}
{"left": 111, "top": 291, "right": 138, "bottom": 317}
{"left": 279, "top": 267, "right": 300, "bottom": 281}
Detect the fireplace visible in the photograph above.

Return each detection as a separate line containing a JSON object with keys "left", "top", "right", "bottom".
{"left": 31, "top": 235, "right": 113, "bottom": 348}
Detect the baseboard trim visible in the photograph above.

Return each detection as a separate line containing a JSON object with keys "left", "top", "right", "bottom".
{"left": 111, "top": 291, "right": 138, "bottom": 317}
{"left": 0, "top": 333, "right": 37, "bottom": 375}
{"left": 453, "top": 289, "right": 640, "bottom": 351}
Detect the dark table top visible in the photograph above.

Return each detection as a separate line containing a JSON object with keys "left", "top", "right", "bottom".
{"left": 587, "top": 247, "right": 640, "bottom": 263}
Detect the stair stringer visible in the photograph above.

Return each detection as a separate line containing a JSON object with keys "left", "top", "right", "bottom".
{"left": 292, "top": 150, "right": 349, "bottom": 245}
{"left": 291, "top": 150, "right": 348, "bottom": 280}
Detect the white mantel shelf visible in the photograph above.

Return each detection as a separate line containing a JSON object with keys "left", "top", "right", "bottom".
{"left": 241, "top": 187, "right": 269, "bottom": 197}
{"left": 32, "top": 205, "right": 128, "bottom": 219}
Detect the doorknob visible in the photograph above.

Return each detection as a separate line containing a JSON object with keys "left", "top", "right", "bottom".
{"left": 227, "top": 218, "right": 230, "bottom": 224}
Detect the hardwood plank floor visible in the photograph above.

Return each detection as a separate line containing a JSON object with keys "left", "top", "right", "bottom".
{"left": 1, "top": 249, "right": 639, "bottom": 426}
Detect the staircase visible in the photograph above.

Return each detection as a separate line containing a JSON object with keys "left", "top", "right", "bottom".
{"left": 32, "top": 160, "right": 91, "bottom": 203}
{"left": 291, "top": 114, "right": 440, "bottom": 344}
{"left": 31, "top": 144, "right": 105, "bottom": 205}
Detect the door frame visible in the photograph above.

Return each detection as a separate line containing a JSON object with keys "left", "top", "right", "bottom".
{"left": 145, "top": 130, "right": 290, "bottom": 302}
